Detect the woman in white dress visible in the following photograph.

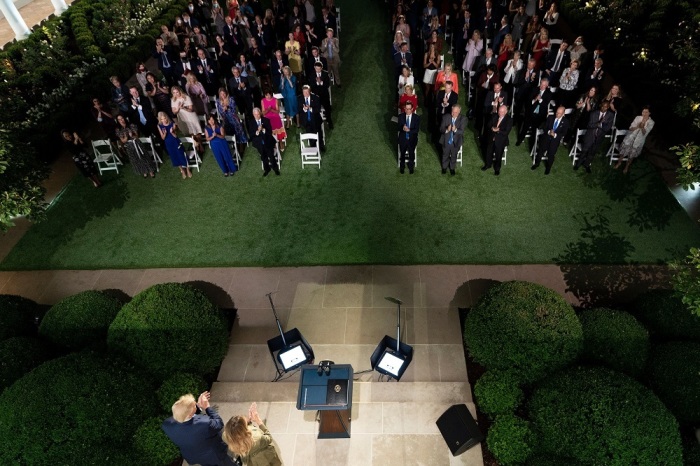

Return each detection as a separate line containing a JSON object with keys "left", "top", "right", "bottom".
{"left": 398, "top": 66, "right": 414, "bottom": 98}
{"left": 614, "top": 106, "right": 654, "bottom": 174}
{"left": 462, "top": 30, "right": 483, "bottom": 76}
{"left": 171, "top": 86, "right": 203, "bottom": 136}
{"left": 501, "top": 49, "right": 523, "bottom": 102}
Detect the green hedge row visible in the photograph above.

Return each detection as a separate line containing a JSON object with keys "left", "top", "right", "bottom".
{"left": 0, "top": 294, "right": 39, "bottom": 341}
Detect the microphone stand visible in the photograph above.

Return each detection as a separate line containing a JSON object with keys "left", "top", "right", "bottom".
{"left": 267, "top": 292, "right": 287, "bottom": 347}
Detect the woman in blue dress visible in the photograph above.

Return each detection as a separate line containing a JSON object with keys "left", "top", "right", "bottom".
{"left": 279, "top": 66, "right": 298, "bottom": 127}
{"left": 216, "top": 88, "right": 248, "bottom": 156}
{"left": 157, "top": 111, "right": 192, "bottom": 179}
{"left": 205, "top": 113, "right": 238, "bottom": 176}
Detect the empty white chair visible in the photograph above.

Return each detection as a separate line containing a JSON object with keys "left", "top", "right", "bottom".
{"left": 456, "top": 145, "right": 463, "bottom": 167}
{"left": 607, "top": 128, "right": 628, "bottom": 164}
{"left": 502, "top": 146, "right": 508, "bottom": 165}
{"left": 530, "top": 128, "right": 545, "bottom": 161}
{"left": 569, "top": 129, "right": 587, "bottom": 166}
{"left": 439, "top": 54, "right": 445, "bottom": 70}
{"left": 300, "top": 133, "right": 321, "bottom": 169}
{"left": 564, "top": 107, "right": 574, "bottom": 115}
{"left": 605, "top": 112, "right": 618, "bottom": 139}
{"left": 138, "top": 136, "right": 163, "bottom": 171}
{"left": 179, "top": 137, "right": 202, "bottom": 172}
{"left": 444, "top": 15, "right": 451, "bottom": 43}
{"left": 550, "top": 38, "right": 562, "bottom": 47}
{"left": 336, "top": 8, "right": 341, "bottom": 35}
{"left": 92, "top": 139, "right": 122, "bottom": 175}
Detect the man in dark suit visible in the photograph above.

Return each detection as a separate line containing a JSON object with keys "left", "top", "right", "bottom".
{"left": 398, "top": 100, "right": 420, "bottom": 174}
{"left": 161, "top": 392, "right": 236, "bottom": 466}
{"left": 223, "top": 16, "right": 243, "bottom": 54}
{"left": 270, "top": 49, "right": 289, "bottom": 93}
{"left": 297, "top": 85, "right": 325, "bottom": 152}
{"left": 318, "top": 6, "right": 337, "bottom": 34}
{"left": 473, "top": 64, "right": 499, "bottom": 130}
{"left": 433, "top": 80, "right": 458, "bottom": 139}
{"left": 481, "top": 82, "right": 508, "bottom": 145}
{"left": 514, "top": 58, "right": 539, "bottom": 125}
{"left": 575, "top": 101, "right": 614, "bottom": 173}
{"left": 483, "top": 104, "right": 512, "bottom": 176}
{"left": 393, "top": 42, "right": 412, "bottom": 81}
{"left": 174, "top": 52, "right": 195, "bottom": 87}
{"left": 309, "top": 61, "right": 333, "bottom": 129}
{"left": 439, "top": 104, "right": 467, "bottom": 175}
{"left": 516, "top": 77, "right": 553, "bottom": 146}
{"left": 479, "top": 0, "right": 498, "bottom": 40}
{"left": 248, "top": 107, "right": 280, "bottom": 176}
{"left": 153, "top": 38, "right": 178, "bottom": 86}
{"left": 305, "top": 47, "right": 328, "bottom": 78}
{"left": 193, "top": 48, "right": 219, "bottom": 96}
{"left": 532, "top": 106, "right": 569, "bottom": 175}
{"left": 542, "top": 40, "right": 570, "bottom": 87}
{"left": 580, "top": 57, "right": 605, "bottom": 92}
{"left": 227, "top": 67, "right": 254, "bottom": 117}
{"left": 128, "top": 87, "right": 158, "bottom": 137}
{"left": 474, "top": 48, "right": 497, "bottom": 77}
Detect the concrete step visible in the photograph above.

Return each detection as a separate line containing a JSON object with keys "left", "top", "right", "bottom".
{"left": 210, "top": 381, "right": 473, "bottom": 404}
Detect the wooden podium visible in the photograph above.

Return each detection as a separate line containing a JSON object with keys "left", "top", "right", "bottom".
{"left": 296, "top": 364, "right": 353, "bottom": 439}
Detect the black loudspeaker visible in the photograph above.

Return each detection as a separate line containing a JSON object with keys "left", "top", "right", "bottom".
{"left": 436, "top": 404, "right": 484, "bottom": 456}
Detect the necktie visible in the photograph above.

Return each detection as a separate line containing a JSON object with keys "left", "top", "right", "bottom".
{"left": 163, "top": 52, "right": 170, "bottom": 68}
{"left": 306, "top": 98, "right": 311, "bottom": 121}
{"left": 328, "top": 41, "right": 333, "bottom": 59}
{"left": 401, "top": 52, "right": 405, "bottom": 61}
{"left": 137, "top": 105, "right": 147, "bottom": 125}
{"left": 553, "top": 118, "right": 559, "bottom": 132}
{"left": 553, "top": 52, "right": 562, "bottom": 72}
{"left": 237, "top": 78, "right": 240, "bottom": 84}
{"left": 406, "top": 115, "right": 411, "bottom": 139}
{"left": 534, "top": 92, "right": 543, "bottom": 113}
{"left": 448, "top": 118, "right": 455, "bottom": 145}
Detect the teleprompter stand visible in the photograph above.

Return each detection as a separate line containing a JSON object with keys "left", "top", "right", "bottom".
{"left": 296, "top": 364, "right": 353, "bottom": 439}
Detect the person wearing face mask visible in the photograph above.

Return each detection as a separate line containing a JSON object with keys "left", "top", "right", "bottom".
{"left": 212, "top": 1, "right": 226, "bottom": 35}
{"left": 569, "top": 36, "right": 588, "bottom": 66}
{"left": 134, "top": 62, "right": 150, "bottom": 95}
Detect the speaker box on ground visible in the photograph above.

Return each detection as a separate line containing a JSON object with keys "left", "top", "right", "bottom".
{"left": 436, "top": 403, "right": 484, "bottom": 456}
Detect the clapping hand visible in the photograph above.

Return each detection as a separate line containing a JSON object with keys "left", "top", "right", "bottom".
{"left": 446, "top": 124, "right": 453, "bottom": 132}
{"left": 248, "top": 402, "right": 262, "bottom": 424}
{"left": 198, "top": 391, "right": 211, "bottom": 410}
{"left": 403, "top": 124, "right": 409, "bottom": 132}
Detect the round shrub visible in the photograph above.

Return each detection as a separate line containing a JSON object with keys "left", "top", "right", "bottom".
{"left": 108, "top": 283, "right": 229, "bottom": 380}
{"left": 474, "top": 370, "right": 524, "bottom": 419}
{"left": 464, "top": 281, "right": 583, "bottom": 383}
{"left": 39, "top": 290, "right": 122, "bottom": 350}
{"left": 133, "top": 417, "right": 180, "bottom": 466}
{"left": 634, "top": 290, "right": 700, "bottom": 341}
{"left": 487, "top": 414, "right": 535, "bottom": 465}
{"left": 529, "top": 366, "right": 683, "bottom": 465}
{"left": 646, "top": 341, "right": 700, "bottom": 423}
{"left": 0, "top": 336, "right": 52, "bottom": 391}
{"left": 526, "top": 455, "right": 582, "bottom": 466}
{"left": 579, "top": 308, "right": 649, "bottom": 376}
{"left": 0, "top": 295, "right": 39, "bottom": 341}
{"left": 0, "top": 352, "right": 158, "bottom": 464}
{"left": 157, "top": 372, "right": 209, "bottom": 413}
{"left": 685, "top": 442, "right": 700, "bottom": 466}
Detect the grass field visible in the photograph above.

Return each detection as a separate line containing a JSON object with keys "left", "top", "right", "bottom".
{"left": 2, "top": 0, "right": 699, "bottom": 270}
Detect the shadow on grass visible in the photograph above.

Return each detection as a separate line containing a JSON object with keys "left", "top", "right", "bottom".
{"left": 581, "top": 159, "right": 674, "bottom": 232}
{"left": 554, "top": 205, "right": 672, "bottom": 307}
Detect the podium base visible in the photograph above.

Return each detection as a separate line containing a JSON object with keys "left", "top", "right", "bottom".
{"left": 319, "top": 409, "right": 351, "bottom": 439}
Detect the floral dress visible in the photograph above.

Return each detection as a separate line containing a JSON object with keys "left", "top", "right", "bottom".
{"left": 216, "top": 97, "right": 248, "bottom": 143}
{"left": 116, "top": 124, "right": 157, "bottom": 176}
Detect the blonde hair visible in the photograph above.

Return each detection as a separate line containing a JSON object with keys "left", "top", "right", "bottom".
{"left": 222, "top": 415, "right": 255, "bottom": 457}
{"left": 171, "top": 85, "right": 184, "bottom": 100}
{"left": 172, "top": 394, "right": 196, "bottom": 423}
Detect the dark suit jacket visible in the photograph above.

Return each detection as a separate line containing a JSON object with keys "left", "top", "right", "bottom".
{"left": 439, "top": 113, "right": 467, "bottom": 147}
{"left": 161, "top": 408, "right": 232, "bottom": 466}
{"left": 309, "top": 70, "right": 332, "bottom": 104}
{"left": 306, "top": 56, "right": 328, "bottom": 77}
{"left": 435, "top": 90, "right": 459, "bottom": 117}
{"left": 483, "top": 90, "right": 509, "bottom": 115}
{"left": 488, "top": 113, "right": 513, "bottom": 149}
{"left": 153, "top": 45, "right": 178, "bottom": 71}
{"left": 227, "top": 75, "right": 254, "bottom": 112}
{"left": 394, "top": 51, "right": 413, "bottom": 71}
{"left": 545, "top": 49, "right": 571, "bottom": 73}
{"left": 318, "top": 14, "right": 337, "bottom": 34}
{"left": 475, "top": 56, "right": 497, "bottom": 76}
{"left": 526, "top": 87, "right": 554, "bottom": 119}
{"left": 585, "top": 110, "right": 614, "bottom": 135}
{"left": 476, "top": 71, "right": 500, "bottom": 91}
{"left": 128, "top": 96, "right": 158, "bottom": 136}
{"left": 398, "top": 112, "right": 420, "bottom": 147}
{"left": 247, "top": 116, "right": 277, "bottom": 152}
{"left": 270, "top": 55, "right": 290, "bottom": 90}
{"left": 539, "top": 114, "right": 569, "bottom": 155}
{"left": 297, "top": 94, "right": 323, "bottom": 131}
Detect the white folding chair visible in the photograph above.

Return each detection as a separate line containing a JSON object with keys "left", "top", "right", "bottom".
{"left": 456, "top": 145, "right": 463, "bottom": 167}
{"left": 259, "top": 141, "right": 282, "bottom": 171}
{"left": 605, "top": 112, "right": 618, "bottom": 139}
{"left": 207, "top": 47, "right": 217, "bottom": 59}
{"left": 92, "top": 139, "right": 122, "bottom": 175}
{"left": 550, "top": 38, "right": 562, "bottom": 47}
{"left": 607, "top": 128, "right": 628, "bottom": 164}
{"left": 530, "top": 128, "right": 545, "bottom": 162}
{"left": 223, "top": 135, "right": 242, "bottom": 166}
{"left": 397, "top": 143, "right": 418, "bottom": 168}
{"left": 502, "top": 146, "right": 508, "bottom": 165}
{"left": 564, "top": 108, "right": 574, "bottom": 116}
{"left": 138, "top": 136, "right": 163, "bottom": 171}
{"left": 179, "top": 136, "right": 202, "bottom": 171}
{"left": 569, "top": 129, "right": 587, "bottom": 166}
{"left": 444, "top": 15, "right": 451, "bottom": 44}
{"left": 336, "top": 8, "right": 341, "bottom": 36}
{"left": 300, "top": 133, "right": 321, "bottom": 169}
{"left": 467, "top": 71, "right": 476, "bottom": 102}
{"left": 439, "top": 54, "right": 445, "bottom": 70}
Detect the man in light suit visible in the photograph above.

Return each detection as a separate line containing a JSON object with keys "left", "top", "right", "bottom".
{"left": 483, "top": 104, "right": 512, "bottom": 176}
{"left": 161, "top": 392, "right": 237, "bottom": 466}
{"left": 532, "top": 106, "right": 569, "bottom": 175}
{"left": 575, "top": 101, "right": 614, "bottom": 173}
{"left": 398, "top": 100, "right": 420, "bottom": 174}
{"left": 321, "top": 28, "right": 341, "bottom": 87}
{"left": 439, "top": 104, "right": 466, "bottom": 175}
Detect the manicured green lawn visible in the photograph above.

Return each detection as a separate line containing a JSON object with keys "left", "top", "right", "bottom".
{"left": 2, "top": 0, "right": 698, "bottom": 270}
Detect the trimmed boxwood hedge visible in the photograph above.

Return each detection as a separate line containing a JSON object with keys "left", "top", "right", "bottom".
{"left": 464, "top": 281, "right": 583, "bottom": 383}
{"left": 108, "top": 283, "right": 229, "bottom": 380}
{"left": 0, "top": 336, "right": 52, "bottom": 392}
{"left": 473, "top": 370, "right": 524, "bottom": 419}
{"left": 0, "top": 351, "right": 158, "bottom": 464}
{"left": 487, "top": 414, "right": 535, "bottom": 465}
{"left": 157, "top": 372, "right": 209, "bottom": 413}
{"left": 579, "top": 308, "right": 649, "bottom": 376}
{"left": 526, "top": 456, "right": 583, "bottom": 466}
{"left": 634, "top": 290, "right": 700, "bottom": 341}
{"left": 38, "top": 290, "right": 122, "bottom": 350}
{"left": 529, "top": 366, "right": 683, "bottom": 465}
{"left": 133, "top": 416, "right": 180, "bottom": 466}
{"left": 646, "top": 341, "right": 700, "bottom": 424}
{"left": 0, "top": 295, "right": 39, "bottom": 341}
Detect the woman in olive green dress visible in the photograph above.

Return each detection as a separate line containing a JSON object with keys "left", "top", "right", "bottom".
{"left": 223, "top": 402, "right": 282, "bottom": 466}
